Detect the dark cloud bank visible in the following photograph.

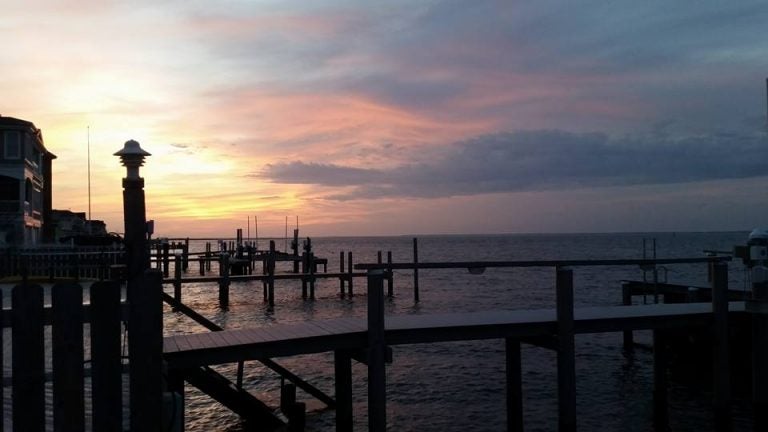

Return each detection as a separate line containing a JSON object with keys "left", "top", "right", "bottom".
{"left": 259, "top": 129, "right": 768, "bottom": 200}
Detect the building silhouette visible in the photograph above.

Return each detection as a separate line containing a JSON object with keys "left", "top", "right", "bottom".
{"left": 0, "top": 115, "right": 56, "bottom": 246}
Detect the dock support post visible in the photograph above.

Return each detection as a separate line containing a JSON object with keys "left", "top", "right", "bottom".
{"left": 268, "top": 241, "right": 276, "bottom": 307}
{"left": 339, "top": 251, "right": 346, "bottom": 297}
{"left": 413, "top": 238, "right": 419, "bottom": 302}
{"left": 506, "top": 338, "right": 524, "bottom": 432}
{"left": 183, "top": 237, "right": 189, "bottom": 271}
{"left": 309, "top": 252, "right": 316, "bottom": 300}
{"left": 751, "top": 264, "right": 768, "bottom": 430}
{"left": 387, "top": 251, "right": 393, "bottom": 298}
{"left": 218, "top": 253, "right": 230, "bottom": 309}
{"left": 555, "top": 267, "right": 576, "bottom": 432}
{"left": 173, "top": 253, "right": 182, "bottom": 308}
{"left": 301, "top": 252, "right": 308, "bottom": 299}
{"left": 653, "top": 329, "right": 669, "bottom": 431}
{"left": 347, "top": 252, "right": 354, "bottom": 297}
{"left": 334, "top": 350, "right": 353, "bottom": 432}
{"left": 199, "top": 257, "right": 205, "bottom": 276}
{"left": 129, "top": 270, "right": 164, "bottom": 432}
{"left": 712, "top": 262, "right": 730, "bottom": 431}
{"left": 621, "top": 282, "right": 634, "bottom": 351}
{"left": 367, "top": 269, "right": 387, "bottom": 432}
{"left": 163, "top": 242, "right": 170, "bottom": 277}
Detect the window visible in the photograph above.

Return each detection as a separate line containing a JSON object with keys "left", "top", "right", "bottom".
{"left": 4, "top": 131, "right": 20, "bottom": 159}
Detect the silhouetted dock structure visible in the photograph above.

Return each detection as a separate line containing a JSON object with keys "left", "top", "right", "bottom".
{"left": 159, "top": 256, "right": 749, "bottom": 432}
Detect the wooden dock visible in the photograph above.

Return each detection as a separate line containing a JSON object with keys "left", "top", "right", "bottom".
{"left": 163, "top": 302, "right": 737, "bottom": 367}
{"left": 162, "top": 260, "right": 743, "bottom": 432}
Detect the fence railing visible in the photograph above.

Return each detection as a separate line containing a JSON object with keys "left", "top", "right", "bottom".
{"left": 1, "top": 270, "right": 163, "bottom": 432}
{"left": 0, "top": 246, "right": 125, "bottom": 280}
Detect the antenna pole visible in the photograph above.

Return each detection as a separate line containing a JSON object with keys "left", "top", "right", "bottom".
{"left": 87, "top": 126, "right": 92, "bottom": 231}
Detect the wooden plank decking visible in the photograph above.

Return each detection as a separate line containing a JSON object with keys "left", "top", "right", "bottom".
{"left": 163, "top": 301, "right": 746, "bottom": 368}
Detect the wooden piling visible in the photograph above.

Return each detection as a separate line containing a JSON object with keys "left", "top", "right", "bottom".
{"left": 219, "top": 253, "right": 230, "bottom": 309}
{"left": 309, "top": 252, "right": 316, "bottom": 300}
{"left": 367, "top": 270, "right": 387, "bottom": 432}
{"left": 174, "top": 253, "right": 182, "bottom": 307}
{"left": 199, "top": 256, "right": 205, "bottom": 276}
{"left": 281, "top": 383, "right": 297, "bottom": 412}
{"left": 653, "top": 328, "right": 669, "bottom": 431}
{"left": 413, "top": 238, "right": 420, "bottom": 302}
{"left": 387, "top": 251, "right": 394, "bottom": 297}
{"left": 128, "top": 270, "right": 164, "bottom": 432}
{"left": 347, "top": 251, "right": 353, "bottom": 297}
{"left": 711, "top": 262, "right": 730, "bottom": 431}
{"left": 339, "top": 251, "right": 345, "bottom": 297}
{"left": 334, "top": 350, "right": 353, "bottom": 432}
{"left": 301, "top": 251, "right": 308, "bottom": 299}
{"left": 752, "top": 267, "right": 768, "bottom": 430}
{"left": 268, "top": 241, "right": 276, "bottom": 307}
{"left": 555, "top": 267, "right": 576, "bottom": 432}
{"left": 183, "top": 237, "right": 190, "bottom": 270}
{"left": 506, "top": 338, "right": 523, "bottom": 432}
{"left": 621, "top": 282, "right": 634, "bottom": 350}
{"left": 163, "top": 242, "right": 170, "bottom": 277}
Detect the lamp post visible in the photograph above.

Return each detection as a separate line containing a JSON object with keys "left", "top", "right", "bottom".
{"left": 116, "top": 140, "right": 164, "bottom": 431}
{"left": 114, "top": 139, "right": 151, "bottom": 280}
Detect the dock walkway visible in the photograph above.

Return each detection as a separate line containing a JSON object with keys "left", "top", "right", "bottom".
{"left": 163, "top": 302, "right": 744, "bottom": 367}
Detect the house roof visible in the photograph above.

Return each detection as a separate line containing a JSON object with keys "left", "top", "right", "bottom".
{"left": 0, "top": 115, "right": 35, "bottom": 128}
{"left": 0, "top": 115, "right": 56, "bottom": 158}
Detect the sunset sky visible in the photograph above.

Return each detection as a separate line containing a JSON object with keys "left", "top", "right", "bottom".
{"left": 2, "top": 1, "right": 767, "bottom": 237}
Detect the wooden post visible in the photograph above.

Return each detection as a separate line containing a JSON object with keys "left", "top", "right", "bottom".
{"left": 206, "top": 242, "right": 211, "bottom": 271}
{"left": 268, "top": 241, "right": 276, "bottom": 307}
{"left": 183, "top": 237, "right": 190, "bottom": 270}
{"left": 219, "top": 253, "right": 230, "bottom": 309}
{"left": 339, "top": 251, "right": 345, "bottom": 297}
{"left": 347, "top": 252, "right": 354, "bottom": 297}
{"left": 129, "top": 270, "right": 164, "bottom": 432}
{"left": 413, "top": 238, "right": 419, "bottom": 302}
{"left": 387, "top": 251, "right": 394, "bottom": 298}
{"left": 752, "top": 265, "right": 768, "bottom": 430}
{"left": 621, "top": 282, "right": 634, "bottom": 350}
{"left": 506, "top": 338, "right": 524, "bottom": 432}
{"left": 309, "top": 252, "right": 316, "bottom": 300}
{"left": 91, "top": 280, "right": 123, "bottom": 431}
{"left": 712, "top": 262, "right": 730, "bottom": 431}
{"left": 12, "top": 282, "right": 45, "bottom": 432}
{"left": 281, "top": 383, "right": 297, "bottom": 412}
{"left": 653, "top": 329, "right": 669, "bottom": 430}
{"left": 199, "top": 256, "right": 205, "bottom": 276}
{"left": 0, "top": 295, "right": 3, "bottom": 431}
{"left": 163, "top": 242, "right": 170, "bottom": 277}
{"left": 301, "top": 252, "right": 308, "bottom": 299}
{"left": 555, "top": 267, "right": 576, "bottom": 432}
{"left": 52, "top": 282, "right": 85, "bottom": 432}
{"left": 367, "top": 270, "right": 387, "bottom": 432}
{"left": 334, "top": 350, "right": 353, "bottom": 432}
{"left": 174, "top": 253, "right": 182, "bottom": 307}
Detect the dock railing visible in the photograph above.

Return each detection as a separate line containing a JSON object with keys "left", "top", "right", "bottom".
{"left": 0, "top": 245, "right": 125, "bottom": 281}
